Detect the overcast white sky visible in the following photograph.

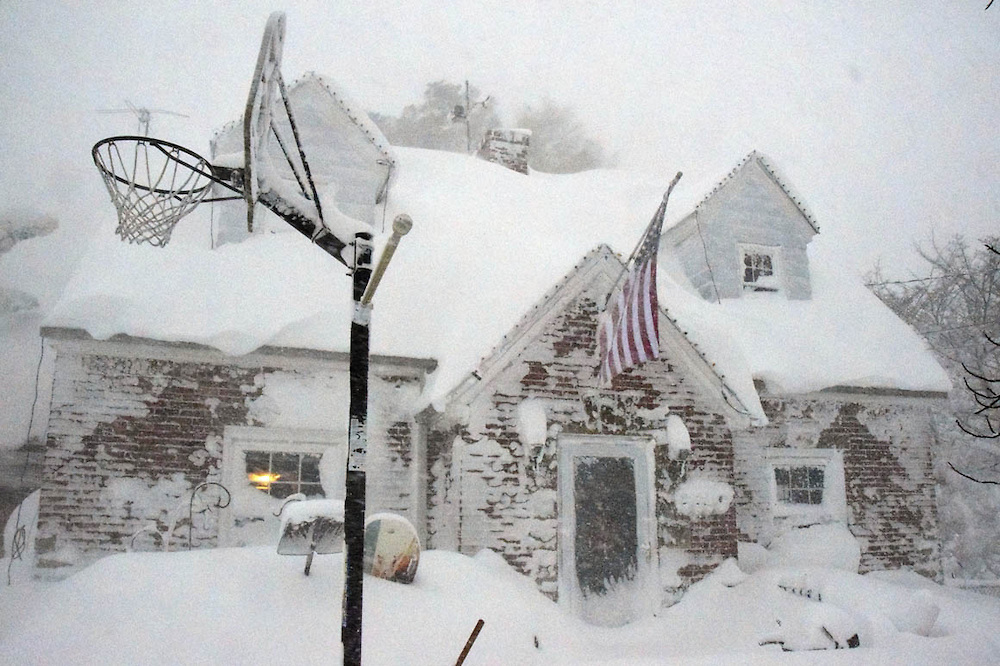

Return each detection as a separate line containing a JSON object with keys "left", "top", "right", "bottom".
{"left": 2, "top": 0, "right": 998, "bottom": 299}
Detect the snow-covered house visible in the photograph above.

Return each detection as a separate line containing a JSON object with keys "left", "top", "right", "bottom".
{"left": 419, "top": 152, "right": 951, "bottom": 624}
{"left": 33, "top": 108, "right": 949, "bottom": 622}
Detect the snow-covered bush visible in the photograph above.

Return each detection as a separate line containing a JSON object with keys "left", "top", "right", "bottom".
{"left": 935, "top": 423, "right": 1000, "bottom": 580}
{"left": 766, "top": 523, "right": 861, "bottom": 573}
{"left": 775, "top": 569, "right": 940, "bottom": 638}
{"left": 760, "top": 601, "right": 862, "bottom": 651}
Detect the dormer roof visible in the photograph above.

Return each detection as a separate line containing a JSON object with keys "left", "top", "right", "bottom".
{"left": 687, "top": 151, "right": 820, "bottom": 234}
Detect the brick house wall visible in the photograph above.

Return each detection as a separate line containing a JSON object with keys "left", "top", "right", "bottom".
{"left": 36, "top": 328, "right": 433, "bottom": 579}
{"left": 732, "top": 389, "right": 944, "bottom": 578}
{"left": 426, "top": 249, "right": 745, "bottom": 602}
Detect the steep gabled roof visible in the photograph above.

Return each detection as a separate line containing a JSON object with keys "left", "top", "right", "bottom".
{"left": 443, "top": 244, "right": 621, "bottom": 406}
{"left": 443, "top": 242, "right": 761, "bottom": 421}
{"left": 682, "top": 150, "right": 820, "bottom": 234}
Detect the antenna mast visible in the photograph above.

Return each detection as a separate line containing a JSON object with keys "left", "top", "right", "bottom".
{"left": 96, "top": 100, "right": 189, "bottom": 135}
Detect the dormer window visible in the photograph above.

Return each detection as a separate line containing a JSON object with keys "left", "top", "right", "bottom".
{"left": 740, "top": 244, "right": 780, "bottom": 293}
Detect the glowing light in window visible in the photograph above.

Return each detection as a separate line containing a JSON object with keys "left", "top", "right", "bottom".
{"left": 248, "top": 472, "right": 281, "bottom": 490}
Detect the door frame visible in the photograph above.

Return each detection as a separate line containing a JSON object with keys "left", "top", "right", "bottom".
{"left": 557, "top": 434, "right": 659, "bottom": 621}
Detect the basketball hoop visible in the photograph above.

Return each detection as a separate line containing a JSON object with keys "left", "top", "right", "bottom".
{"left": 89, "top": 11, "right": 390, "bottom": 267}
{"left": 88, "top": 14, "right": 413, "bottom": 665}
{"left": 92, "top": 136, "right": 221, "bottom": 246}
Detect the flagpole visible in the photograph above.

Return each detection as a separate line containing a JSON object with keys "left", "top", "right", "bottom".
{"left": 597, "top": 171, "right": 684, "bottom": 386}
{"left": 606, "top": 171, "right": 683, "bottom": 303}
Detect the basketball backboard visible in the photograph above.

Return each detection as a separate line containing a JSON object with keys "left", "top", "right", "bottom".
{"left": 211, "top": 73, "right": 396, "bottom": 254}
{"left": 243, "top": 11, "right": 286, "bottom": 234}
{"left": 94, "top": 11, "right": 395, "bottom": 267}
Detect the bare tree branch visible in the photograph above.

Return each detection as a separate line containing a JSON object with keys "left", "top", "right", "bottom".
{"left": 948, "top": 462, "right": 1000, "bottom": 485}
{"left": 870, "top": 236, "right": 1000, "bottom": 480}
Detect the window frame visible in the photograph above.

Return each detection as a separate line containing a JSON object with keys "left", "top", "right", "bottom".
{"left": 738, "top": 243, "right": 783, "bottom": 294}
{"left": 220, "top": 426, "right": 344, "bottom": 546}
{"left": 765, "top": 448, "right": 846, "bottom": 524}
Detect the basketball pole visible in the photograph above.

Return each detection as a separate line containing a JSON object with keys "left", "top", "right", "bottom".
{"left": 89, "top": 16, "right": 399, "bottom": 660}
{"left": 343, "top": 230, "right": 372, "bottom": 666}
{"left": 342, "top": 216, "right": 412, "bottom": 666}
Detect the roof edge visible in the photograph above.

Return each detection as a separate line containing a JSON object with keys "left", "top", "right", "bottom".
{"left": 817, "top": 385, "right": 950, "bottom": 400}
{"left": 41, "top": 327, "right": 438, "bottom": 372}
{"left": 677, "top": 150, "right": 821, "bottom": 234}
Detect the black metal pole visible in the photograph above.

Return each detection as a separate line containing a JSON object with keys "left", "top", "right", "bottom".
{"left": 343, "top": 231, "right": 372, "bottom": 666}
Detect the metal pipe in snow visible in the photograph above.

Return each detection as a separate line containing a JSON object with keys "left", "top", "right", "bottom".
{"left": 361, "top": 214, "right": 413, "bottom": 306}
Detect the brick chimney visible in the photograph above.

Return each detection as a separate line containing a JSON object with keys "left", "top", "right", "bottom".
{"left": 477, "top": 128, "right": 531, "bottom": 174}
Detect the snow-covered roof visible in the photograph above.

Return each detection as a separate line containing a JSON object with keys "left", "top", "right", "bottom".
{"left": 683, "top": 151, "right": 821, "bottom": 234}
{"left": 657, "top": 236, "right": 952, "bottom": 402}
{"left": 46, "top": 145, "right": 950, "bottom": 410}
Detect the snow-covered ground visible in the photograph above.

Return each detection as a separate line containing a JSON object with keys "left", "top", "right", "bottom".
{"left": 2, "top": 542, "right": 998, "bottom": 665}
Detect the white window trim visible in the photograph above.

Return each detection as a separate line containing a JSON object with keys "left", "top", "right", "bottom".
{"left": 738, "top": 243, "right": 783, "bottom": 294}
{"left": 765, "top": 448, "right": 846, "bottom": 524}
{"left": 220, "top": 426, "right": 344, "bottom": 547}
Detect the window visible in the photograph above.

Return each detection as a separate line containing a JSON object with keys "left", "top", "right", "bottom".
{"left": 773, "top": 465, "right": 824, "bottom": 506}
{"left": 221, "top": 427, "right": 344, "bottom": 546}
{"left": 740, "top": 245, "right": 780, "bottom": 293}
{"left": 244, "top": 450, "right": 324, "bottom": 499}
{"left": 743, "top": 252, "right": 774, "bottom": 287}
{"left": 765, "top": 448, "right": 846, "bottom": 525}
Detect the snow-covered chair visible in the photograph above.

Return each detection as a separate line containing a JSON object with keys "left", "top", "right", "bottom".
{"left": 276, "top": 497, "right": 345, "bottom": 575}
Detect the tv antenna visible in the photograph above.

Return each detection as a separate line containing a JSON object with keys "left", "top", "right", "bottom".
{"left": 450, "top": 80, "right": 491, "bottom": 153}
{"left": 97, "top": 100, "right": 189, "bottom": 136}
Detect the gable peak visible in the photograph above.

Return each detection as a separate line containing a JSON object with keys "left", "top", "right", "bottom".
{"left": 693, "top": 151, "right": 820, "bottom": 234}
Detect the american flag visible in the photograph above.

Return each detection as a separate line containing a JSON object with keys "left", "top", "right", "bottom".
{"left": 597, "top": 173, "right": 681, "bottom": 386}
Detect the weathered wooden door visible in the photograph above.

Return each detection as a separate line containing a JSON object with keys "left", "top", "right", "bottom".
{"left": 559, "top": 436, "right": 657, "bottom": 626}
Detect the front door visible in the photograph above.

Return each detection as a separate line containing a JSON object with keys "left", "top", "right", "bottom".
{"left": 559, "top": 436, "right": 658, "bottom": 626}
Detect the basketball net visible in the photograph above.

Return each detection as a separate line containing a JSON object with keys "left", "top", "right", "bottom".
{"left": 92, "top": 136, "right": 216, "bottom": 246}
